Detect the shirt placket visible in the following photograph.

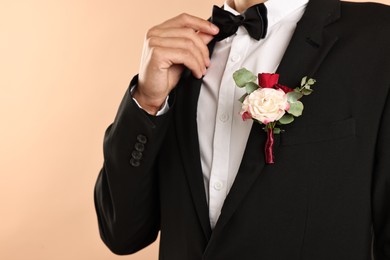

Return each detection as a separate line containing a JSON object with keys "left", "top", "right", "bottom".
{"left": 208, "top": 30, "right": 250, "bottom": 228}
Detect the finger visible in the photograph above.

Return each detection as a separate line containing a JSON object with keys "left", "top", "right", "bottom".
{"left": 150, "top": 47, "right": 205, "bottom": 79}
{"left": 197, "top": 31, "right": 215, "bottom": 45}
{"left": 148, "top": 27, "right": 210, "bottom": 66}
{"left": 148, "top": 37, "right": 207, "bottom": 69}
{"left": 159, "top": 13, "right": 219, "bottom": 35}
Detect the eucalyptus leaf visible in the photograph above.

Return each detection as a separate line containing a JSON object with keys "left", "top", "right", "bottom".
{"left": 302, "top": 88, "right": 313, "bottom": 95}
{"left": 273, "top": 127, "right": 281, "bottom": 134}
{"left": 245, "top": 82, "right": 259, "bottom": 94}
{"left": 233, "top": 68, "right": 257, "bottom": 88}
{"left": 288, "top": 101, "right": 304, "bottom": 117}
{"left": 278, "top": 114, "right": 294, "bottom": 124}
{"left": 307, "top": 78, "right": 316, "bottom": 85}
{"left": 286, "top": 92, "right": 303, "bottom": 103}
{"left": 301, "top": 76, "right": 307, "bottom": 87}
{"left": 238, "top": 93, "right": 248, "bottom": 103}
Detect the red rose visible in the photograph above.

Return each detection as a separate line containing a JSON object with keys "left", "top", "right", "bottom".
{"left": 258, "top": 73, "right": 279, "bottom": 88}
{"left": 275, "top": 83, "right": 294, "bottom": 93}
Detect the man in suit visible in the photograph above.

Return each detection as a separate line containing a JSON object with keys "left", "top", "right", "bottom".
{"left": 94, "top": 0, "right": 390, "bottom": 259}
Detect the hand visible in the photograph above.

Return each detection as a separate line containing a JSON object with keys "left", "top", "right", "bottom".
{"left": 134, "top": 13, "right": 219, "bottom": 115}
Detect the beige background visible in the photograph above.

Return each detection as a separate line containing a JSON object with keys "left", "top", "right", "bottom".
{"left": 0, "top": 0, "right": 388, "bottom": 259}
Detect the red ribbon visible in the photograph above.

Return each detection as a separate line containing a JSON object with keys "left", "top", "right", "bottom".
{"left": 265, "top": 127, "right": 275, "bottom": 164}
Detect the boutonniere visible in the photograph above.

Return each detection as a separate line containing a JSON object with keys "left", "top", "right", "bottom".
{"left": 233, "top": 68, "right": 316, "bottom": 164}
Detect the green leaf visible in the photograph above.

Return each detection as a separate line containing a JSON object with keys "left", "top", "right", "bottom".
{"left": 302, "top": 88, "right": 313, "bottom": 95}
{"left": 288, "top": 101, "right": 304, "bottom": 117}
{"left": 238, "top": 93, "right": 248, "bottom": 103}
{"left": 245, "top": 82, "right": 259, "bottom": 94}
{"left": 307, "top": 78, "right": 316, "bottom": 85}
{"left": 273, "top": 127, "right": 281, "bottom": 134}
{"left": 301, "top": 76, "right": 307, "bottom": 87}
{"left": 286, "top": 91, "right": 303, "bottom": 103}
{"left": 278, "top": 114, "right": 294, "bottom": 124}
{"left": 233, "top": 68, "right": 257, "bottom": 88}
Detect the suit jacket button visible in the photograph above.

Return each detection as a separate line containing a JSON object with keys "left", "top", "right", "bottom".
{"left": 135, "top": 143, "right": 145, "bottom": 152}
{"left": 132, "top": 151, "right": 143, "bottom": 160}
{"left": 130, "top": 158, "right": 140, "bottom": 167}
{"left": 137, "top": 135, "right": 147, "bottom": 144}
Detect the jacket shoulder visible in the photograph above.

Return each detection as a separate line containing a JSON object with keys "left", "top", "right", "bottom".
{"left": 340, "top": 1, "right": 390, "bottom": 25}
{"left": 335, "top": 1, "right": 390, "bottom": 48}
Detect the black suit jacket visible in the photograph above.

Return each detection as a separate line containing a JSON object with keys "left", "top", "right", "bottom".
{"left": 94, "top": 0, "right": 390, "bottom": 259}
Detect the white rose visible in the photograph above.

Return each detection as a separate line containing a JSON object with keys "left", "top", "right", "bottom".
{"left": 241, "top": 88, "right": 289, "bottom": 124}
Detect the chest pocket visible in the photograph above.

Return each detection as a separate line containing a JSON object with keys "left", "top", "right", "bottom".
{"left": 280, "top": 117, "right": 356, "bottom": 146}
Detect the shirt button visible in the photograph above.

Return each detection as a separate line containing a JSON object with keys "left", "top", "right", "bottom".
{"left": 231, "top": 55, "right": 240, "bottom": 62}
{"left": 219, "top": 113, "right": 229, "bottom": 123}
{"left": 225, "top": 37, "right": 231, "bottom": 43}
{"left": 213, "top": 181, "right": 223, "bottom": 191}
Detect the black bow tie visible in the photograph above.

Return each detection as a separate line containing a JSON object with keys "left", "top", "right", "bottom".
{"left": 211, "top": 4, "right": 268, "bottom": 41}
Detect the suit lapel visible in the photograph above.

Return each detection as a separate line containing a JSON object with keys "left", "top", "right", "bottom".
{"left": 204, "top": 123, "right": 268, "bottom": 251}
{"left": 175, "top": 71, "right": 212, "bottom": 240}
{"left": 174, "top": 42, "right": 218, "bottom": 241}
{"left": 276, "top": 0, "right": 341, "bottom": 85}
{"left": 206, "top": 0, "right": 341, "bottom": 246}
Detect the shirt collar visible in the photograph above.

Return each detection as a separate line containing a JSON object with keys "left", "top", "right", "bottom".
{"left": 223, "top": 0, "right": 309, "bottom": 28}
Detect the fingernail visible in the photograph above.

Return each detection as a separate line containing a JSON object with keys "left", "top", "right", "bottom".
{"left": 211, "top": 24, "right": 219, "bottom": 33}
{"left": 205, "top": 59, "right": 210, "bottom": 67}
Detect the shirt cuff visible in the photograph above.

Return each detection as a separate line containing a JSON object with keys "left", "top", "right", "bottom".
{"left": 130, "top": 85, "right": 170, "bottom": 116}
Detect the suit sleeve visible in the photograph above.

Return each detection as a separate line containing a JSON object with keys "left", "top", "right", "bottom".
{"left": 94, "top": 75, "right": 173, "bottom": 255}
{"left": 373, "top": 87, "right": 390, "bottom": 260}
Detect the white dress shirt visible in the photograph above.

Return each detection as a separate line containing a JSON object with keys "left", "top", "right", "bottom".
{"left": 197, "top": 0, "right": 309, "bottom": 229}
